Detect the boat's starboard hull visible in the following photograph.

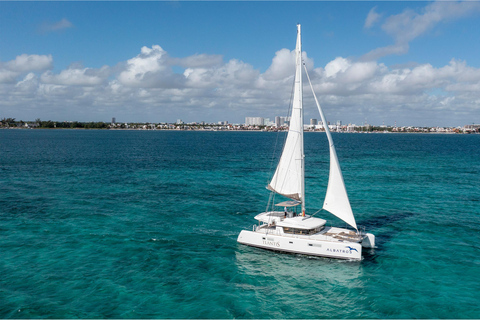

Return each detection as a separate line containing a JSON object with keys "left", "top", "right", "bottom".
{"left": 237, "top": 230, "right": 362, "bottom": 260}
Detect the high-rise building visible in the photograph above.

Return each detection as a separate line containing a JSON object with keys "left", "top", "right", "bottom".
{"left": 264, "top": 118, "right": 274, "bottom": 126}
{"left": 310, "top": 118, "right": 317, "bottom": 125}
{"left": 245, "top": 117, "right": 264, "bottom": 126}
{"left": 275, "top": 116, "right": 281, "bottom": 127}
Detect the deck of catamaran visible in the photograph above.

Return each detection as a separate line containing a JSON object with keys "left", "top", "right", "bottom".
{"left": 252, "top": 211, "right": 365, "bottom": 243}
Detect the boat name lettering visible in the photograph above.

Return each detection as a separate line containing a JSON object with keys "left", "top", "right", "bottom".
{"left": 326, "top": 248, "right": 354, "bottom": 254}
{"left": 263, "top": 240, "right": 280, "bottom": 247}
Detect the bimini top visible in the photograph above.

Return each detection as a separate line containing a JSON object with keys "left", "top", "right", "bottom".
{"left": 276, "top": 216, "right": 326, "bottom": 229}
{"left": 275, "top": 200, "right": 301, "bottom": 207}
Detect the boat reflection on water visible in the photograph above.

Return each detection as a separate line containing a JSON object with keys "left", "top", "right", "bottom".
{"left": 233, "top": 246, "right": 369, "bottom": 318}
{"left": 235, "top": 246, "right": 364, "bottom": 280}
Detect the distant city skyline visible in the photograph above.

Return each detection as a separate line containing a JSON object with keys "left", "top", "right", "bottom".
{"left": 3, "top": 114, "right": 476, "bottom": 128}
{"left": 1, "top": 1, "right": 480, "bottom": 127}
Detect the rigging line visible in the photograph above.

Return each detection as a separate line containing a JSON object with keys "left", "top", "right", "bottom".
{"left": 302, "top": 61, "right": 332, "bottom": 145}
{"left": 309, "top": 208, "right": 323, "bottom": 217}
{"left": 265, "top": 191, "right": 274, "bottom": 227}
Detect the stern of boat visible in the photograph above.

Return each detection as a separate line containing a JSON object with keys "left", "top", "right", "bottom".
{"left": 361, "top": 233, "right": 375, "bottom": 248}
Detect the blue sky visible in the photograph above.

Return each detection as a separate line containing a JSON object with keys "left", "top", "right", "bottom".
{"left": 1, "top": 1, "right": 480, "bottom": 126}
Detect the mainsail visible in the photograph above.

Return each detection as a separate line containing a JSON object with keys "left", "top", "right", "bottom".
{"left": 267, "top": 24, "right": 305, "bottom": 207}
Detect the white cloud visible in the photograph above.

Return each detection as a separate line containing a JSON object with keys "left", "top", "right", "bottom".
{"left": 39, "top": 18, "right": 74, "bottom": 34}
{"left": 364, "top": 6, "right": 381, "bottom": 29}
{"left": 0, "top": 69, "right": 18, "bottom": 84}
{"left": 171, "top": 54, "right": 223, "bottom": 68}
{"left": 2, "top": 44, "right": 480, "bottom": 126}
{"left": 363, "top": 1, "right": 480, "bottom": 60}
{"left": 324, "top": 57, "right": 350, "bottom": 78}
{"left": 383, "top": 1, "right": 480, "bottom": 42}
{"left": 5, "top": 54, "right": 53, "bottom": 73}
{"left": 41, "top": 65, "right": 110, "bottom": 86}
{"left": 262, "top": 49, "right": 295, "bottom": 81}
{"left": 117, "top": 45, "right": 184, "bottom": 88}
{"left": 16, "top": 73, "right": 39, "bottom": 92}
{"left": 184, "top": 59, "right": 258, "bottom": 89}
{"left": 262, "top": 49, "right": 314, "bottom": 81}
{"left": 361, "top": 43, "right": 409, "bottom": 62}
{"left": 0, "top": 54, "right": 52, "bottom": 84}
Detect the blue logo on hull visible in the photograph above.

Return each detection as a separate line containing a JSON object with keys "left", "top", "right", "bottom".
{"left": 346, "top": 246, "right": 358, "bottom": 252}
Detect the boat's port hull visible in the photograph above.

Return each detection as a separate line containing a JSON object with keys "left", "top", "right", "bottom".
{"left": 237, "top": 230, "right": 362, "bottom": 260}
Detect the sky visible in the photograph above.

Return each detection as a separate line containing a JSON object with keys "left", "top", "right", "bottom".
{"left": 1, "top": 1, "right": 480, "bottom": 127}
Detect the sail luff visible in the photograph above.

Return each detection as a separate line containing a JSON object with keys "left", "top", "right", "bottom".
{"left": 303, "top": 63, "right": 358, "bottom": 231}
{"left": 267, "top": 24, "right": 305, "bottom": 206}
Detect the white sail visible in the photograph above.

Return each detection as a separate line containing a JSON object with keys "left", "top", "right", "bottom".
{"left": 267, "top": 24, "right": 304, "bottom": 205}
{"left": 323, "top": 146, "right": 357, "bottom": 230}
{"left": 303, "top": 64, "right": 358, "bottom": 231}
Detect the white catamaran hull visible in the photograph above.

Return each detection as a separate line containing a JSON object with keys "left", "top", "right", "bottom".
{"left": 237, "top": 230, "right": 363, "bottom": 260}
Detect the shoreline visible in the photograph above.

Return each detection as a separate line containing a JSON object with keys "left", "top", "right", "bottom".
{"left": 1, "top": 127, "right": 477, "bottom": 134}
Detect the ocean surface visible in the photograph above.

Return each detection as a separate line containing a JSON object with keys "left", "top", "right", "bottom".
{"left": 0, "top": 129, "right": 479, "bottom": 319}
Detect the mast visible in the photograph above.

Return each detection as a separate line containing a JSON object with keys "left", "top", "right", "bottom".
{"left": 296, "top": 24, "right": 305, "bottom": 215}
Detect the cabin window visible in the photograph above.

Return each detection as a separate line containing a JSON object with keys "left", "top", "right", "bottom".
{"left": 313, "top": 226, "right": 325, "bottom": 234}
{"left": 283, "top": 226, "right": 325, "bottom": 235}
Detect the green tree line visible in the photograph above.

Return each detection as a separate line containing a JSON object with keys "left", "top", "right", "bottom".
{"left": 1, "top": 118, "right": 109, "bottom": 129}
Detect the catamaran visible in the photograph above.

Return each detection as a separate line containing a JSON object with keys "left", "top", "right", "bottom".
{"left": 237, "top": 24, "right": 375, "bottom": 260}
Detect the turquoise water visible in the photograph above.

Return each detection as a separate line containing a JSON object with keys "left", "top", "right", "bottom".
{"left": 1, "top": 130, "right": 479, "bottom": 318}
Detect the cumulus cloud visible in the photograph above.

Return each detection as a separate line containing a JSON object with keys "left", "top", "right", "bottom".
{"left": 261, "top": 48, "right": 313, "bottom": 81}
{"left": 324, "top": 57, "right": 350, "bottom": 78}
{"left": 362, "top": 1, "right": 480, "bottom": 60}
{"left": 0, "top": 54, "right": 52, "bottom": 84}
{"left": 117, "top": 45, "right": 184, "bottom": 88}
{"left": 0, "top": 69, "right": 18, "bottom": 84}
{"left": 184, "top": 59, "right": 259, "bottom": 89}
{"left": 41, "top": 65, "right": 110, "bottom": 86}
{"left": 5, "top": 54, "right": 53, "bottom": 73}
{"left": 171, "top": 54, "right": 223, "bottom": 68}
{"left": 293, "top": 55, "right": 480, "bottom": 125}
{"left": 16, "top": 73, "right": 39, "bottom": 91}
{"left": 2, "top": 43, "right": 480, "bottom": 126}
{"left": 262, "top": 49, "right": 295, "bottom": 81}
